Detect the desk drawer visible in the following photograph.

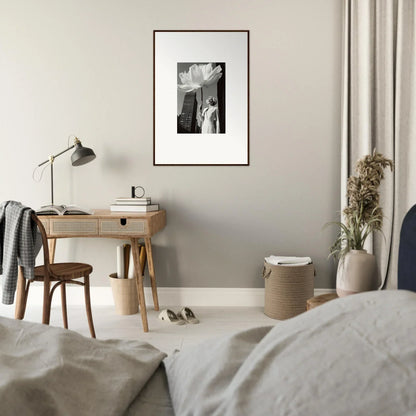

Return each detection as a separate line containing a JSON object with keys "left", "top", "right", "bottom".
{"left": 49, "top": 219, "right": 99, "bottom": 236}
{"left": 39, "top": 218, "right": 49, "bottom": 235}
{"left": 99, "top": 219, "right": 147, "bottom": 235}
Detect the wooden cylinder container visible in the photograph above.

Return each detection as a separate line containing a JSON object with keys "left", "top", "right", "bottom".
{"left": 109, "top": 273, "right": 139, "bottom": 315}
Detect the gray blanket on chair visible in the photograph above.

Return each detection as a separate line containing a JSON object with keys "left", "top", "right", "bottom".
{"left": 0, "top": 201, "right": 39, "bottom": 304}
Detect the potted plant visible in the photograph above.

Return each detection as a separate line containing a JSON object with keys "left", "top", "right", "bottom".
{"left": 329, "top": 150, "right": 393, "bottom": 296}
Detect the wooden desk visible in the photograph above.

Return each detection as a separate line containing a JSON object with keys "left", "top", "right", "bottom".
{"left": 22, "top": 209, "right": 166, "bottom": 332}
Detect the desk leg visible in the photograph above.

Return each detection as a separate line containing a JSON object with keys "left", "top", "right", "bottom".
{"left": 144, "top": 237, "right": 159, "bottom": 311}
{"left": 48, "top": 238, "right": 56, "bottom": 263}
{"left": 131, "top": 238, "right": 149, "bottom": 332}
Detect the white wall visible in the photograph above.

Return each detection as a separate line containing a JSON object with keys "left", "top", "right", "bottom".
{"left": 0, "top": 0, "right": 342, "bottom": 288}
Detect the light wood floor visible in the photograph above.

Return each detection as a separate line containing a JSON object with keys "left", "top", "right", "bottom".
{"left": 0, "top": 302, "right": 277, "bottom": 355}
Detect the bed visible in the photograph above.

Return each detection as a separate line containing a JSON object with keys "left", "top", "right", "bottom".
{"left": 1, "top": 290, "right": 415, "bottom": 416}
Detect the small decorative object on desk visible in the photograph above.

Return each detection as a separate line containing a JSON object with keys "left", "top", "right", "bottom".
{"left": 36, "top": 205, "right": 92, "bottom": 215}
{"left": 131, "top": 185, "right": 145, "bottom": 198}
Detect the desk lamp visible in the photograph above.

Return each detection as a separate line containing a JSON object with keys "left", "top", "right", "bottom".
{"left": 37, "top": 136, "right": 96, "bottom": 209}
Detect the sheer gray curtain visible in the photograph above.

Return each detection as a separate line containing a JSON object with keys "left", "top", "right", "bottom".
{"left": 341, "top": 0, "right": 416, "bottom": 289}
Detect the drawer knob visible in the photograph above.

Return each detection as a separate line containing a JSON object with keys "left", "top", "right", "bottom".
{"left": 120, "top": 218, "right": 127, "bottom": 226}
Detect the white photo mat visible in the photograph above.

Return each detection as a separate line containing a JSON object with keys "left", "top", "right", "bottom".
{"left": 153, "top": 31, "right": 249, "bottom": 165}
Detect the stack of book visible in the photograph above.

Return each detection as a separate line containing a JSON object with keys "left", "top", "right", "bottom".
{"left": 110, "top": 197, "right": 160, "bottom": 212}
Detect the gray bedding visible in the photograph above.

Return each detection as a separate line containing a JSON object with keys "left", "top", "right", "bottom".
{"left": 1, "top": 290, "right": 416, "bottom": 416}
{"left": 0, "top": 316, "right": 173, "bottom": 416}
{"left": 165, "top": 290, "right": 416, "bottom": 416}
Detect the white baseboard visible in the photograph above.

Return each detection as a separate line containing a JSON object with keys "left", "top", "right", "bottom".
{"left": 3, "top": 285, "right": 335, "bottom": 308}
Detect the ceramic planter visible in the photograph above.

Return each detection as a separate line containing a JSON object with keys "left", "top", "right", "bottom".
{"left": 336, "top": 250, "right": 378, "bottom": 297}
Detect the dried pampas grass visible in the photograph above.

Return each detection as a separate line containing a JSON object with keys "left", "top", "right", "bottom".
{"left": 328, "top": 149, "right": 393, "bottom": 259}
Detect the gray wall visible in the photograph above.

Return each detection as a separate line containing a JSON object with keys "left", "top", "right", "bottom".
{"left": 0, "top": 0, "right": 342, "bottom": 288}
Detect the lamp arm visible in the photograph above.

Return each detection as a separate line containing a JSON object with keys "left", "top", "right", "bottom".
{"left": 38, "top": 144, "right": 75, "bottom": 167}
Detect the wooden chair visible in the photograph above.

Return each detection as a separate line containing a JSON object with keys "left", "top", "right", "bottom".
{"left": 15, "top": 213, "right": 96, "bottom": 338}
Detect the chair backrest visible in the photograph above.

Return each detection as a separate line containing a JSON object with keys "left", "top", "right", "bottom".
{"left": 31, "top": 212, "right": 51, "bottom": 271}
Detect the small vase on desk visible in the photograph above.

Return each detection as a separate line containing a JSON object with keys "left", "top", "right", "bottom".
{"left": 336, "top": 250, "right": 378, "bottom": 297}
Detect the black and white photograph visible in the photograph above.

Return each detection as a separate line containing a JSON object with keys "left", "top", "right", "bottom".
{"left": 177, "top": 62, "right": 226, "bottom": 134}
{"left": 154, "top": 30, "right": 249, "bottom": 165}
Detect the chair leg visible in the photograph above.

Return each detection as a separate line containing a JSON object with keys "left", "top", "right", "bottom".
{"left": 83, "top": 275, "right": 96, "bottom": 338}
{"left": 61, "top": 283, "right": 68, "bottom": 329}
{"left": 15, "top": 267, "right": 30, "bottom": 320}
{"left": 42, "top": 281, "right": 52, "bottom": 325}
{"left": 21, "top": 280, "right": 31, "bottom": 318}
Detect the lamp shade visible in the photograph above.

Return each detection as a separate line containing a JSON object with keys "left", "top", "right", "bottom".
{"left": 71, "top": 142, "right": 96, "bottom": 166}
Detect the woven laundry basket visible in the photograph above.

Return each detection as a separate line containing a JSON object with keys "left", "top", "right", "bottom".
{"left": 263, "top": 261, "right": 314, "bottom": 320}
{"left": 109, "top": 273, "right": 138, "bottom": 315}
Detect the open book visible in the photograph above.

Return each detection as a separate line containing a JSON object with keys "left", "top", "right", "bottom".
{"left": 36, "top": 205, "right": 93, "bottom": 216}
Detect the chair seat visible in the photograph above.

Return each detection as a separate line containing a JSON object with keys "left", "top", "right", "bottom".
{"left": 34, "top": 263, "right": 93, "bottom": 281}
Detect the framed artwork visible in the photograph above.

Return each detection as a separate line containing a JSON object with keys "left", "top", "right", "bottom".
{"left": 153, "top": 30, "right": 249, "bottom": 166}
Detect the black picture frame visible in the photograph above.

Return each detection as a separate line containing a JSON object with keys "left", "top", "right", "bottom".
{"left": 153, "top": 30, "right": 249, "bottom": 166}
